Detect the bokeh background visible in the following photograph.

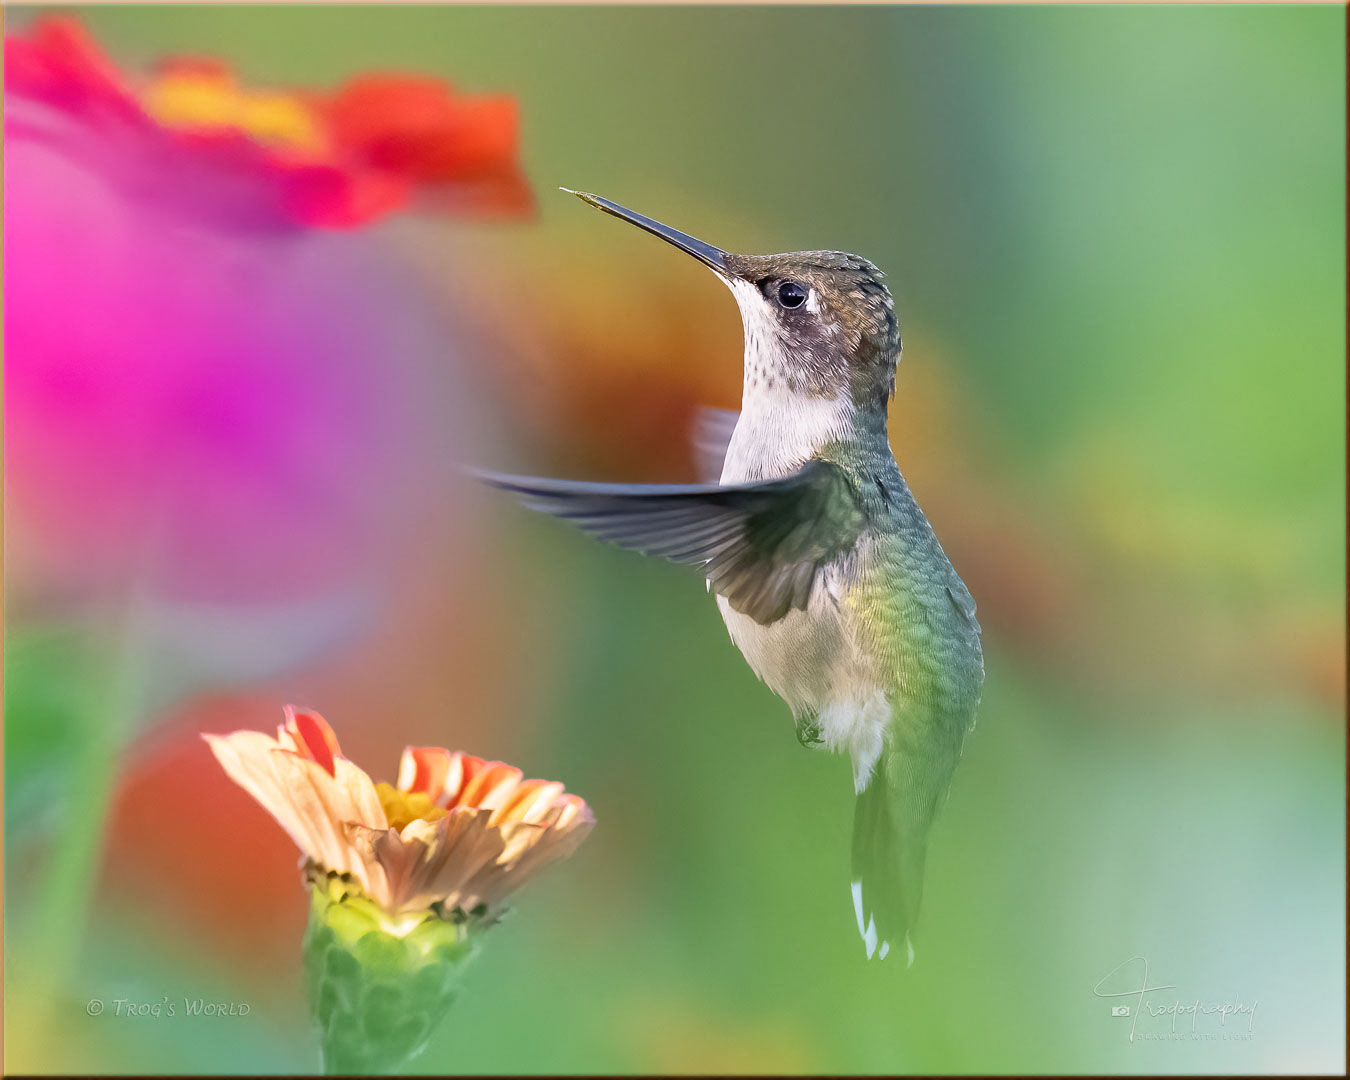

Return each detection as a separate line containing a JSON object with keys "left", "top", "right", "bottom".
{"left": 4, "top": 4, "right": 1344, "bottom": 1075}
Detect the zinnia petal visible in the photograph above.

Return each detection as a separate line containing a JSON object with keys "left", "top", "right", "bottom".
{"left": 396, "top": 745, "right": 455, "bottom": 802}
{"left": 458, "top": 759, "right": 525, "bottom": 812}
{"left": 203, "top": 711, "right": 387, "bottom": 890}
{"left": 278, "top": 705, "right": 343, "bottom": 777}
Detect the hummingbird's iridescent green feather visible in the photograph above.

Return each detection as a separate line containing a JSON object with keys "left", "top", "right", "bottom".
{"left": 837, "top": 456, "right": 983, "bottom": 960}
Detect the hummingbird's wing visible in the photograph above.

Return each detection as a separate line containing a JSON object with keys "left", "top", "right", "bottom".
{"left": 690, "top": 406, "right": 740, "bottom": 483}
{"left": 478, "top": 460, "right": 867, "bottom": 625}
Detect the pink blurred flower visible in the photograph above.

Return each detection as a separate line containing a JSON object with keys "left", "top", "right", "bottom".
{"left": 4, "top": 17, "right": 513, "bottom": 617}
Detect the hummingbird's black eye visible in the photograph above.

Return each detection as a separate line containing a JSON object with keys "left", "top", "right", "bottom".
{"left": 775, "top": 280, "right": 808, "bottom": 309}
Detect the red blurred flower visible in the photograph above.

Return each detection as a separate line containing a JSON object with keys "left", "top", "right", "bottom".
{"left": 4, "top": 17, "right": 531, "bottom": 228}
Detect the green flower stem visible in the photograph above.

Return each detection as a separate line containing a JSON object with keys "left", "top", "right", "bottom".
{"left": 304, "top": 875, "right": 479, "bottom": 1075}
{"left": 23, "top": 503, "right": 169, "bottom": 1013}
{"left": 25, "top": 622, "right": 150, "bottom": 1012}
{"left": 30, "top": 682, "right": 122, "bottom": 976}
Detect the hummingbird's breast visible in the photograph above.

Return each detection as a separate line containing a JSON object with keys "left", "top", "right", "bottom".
{"left": 714, "top": 536, "right": 892, "bottom": 790}
{"left": 716, "top": 374, "right": 870, "bottom": 715}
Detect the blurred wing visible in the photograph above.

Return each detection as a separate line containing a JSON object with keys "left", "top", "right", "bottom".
{"left": 691, "top": 406, "right": 740, "bottom": 483}
{"left": 479, "top": 460, "right": 866, "bottom": 625}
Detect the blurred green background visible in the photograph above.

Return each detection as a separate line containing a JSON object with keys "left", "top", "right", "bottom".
{"left": 5, "top": 4, "right": 1344, "bottom": 1075}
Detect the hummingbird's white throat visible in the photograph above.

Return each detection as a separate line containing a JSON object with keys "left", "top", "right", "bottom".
{"left": 718, "top": 278, "right": 856, "bottom": 486}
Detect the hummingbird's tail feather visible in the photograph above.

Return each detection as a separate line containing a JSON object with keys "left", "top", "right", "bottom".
{"left": 849, "top": 736, "right": 954, "bottom": 963}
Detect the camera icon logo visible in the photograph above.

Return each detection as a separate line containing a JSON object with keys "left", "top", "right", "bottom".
{"left": 1111, "top": 1006, "right": 1131, "bottom": 1017}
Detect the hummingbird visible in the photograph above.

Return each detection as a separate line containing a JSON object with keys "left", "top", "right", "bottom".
{"left": 483, "top": 190, "right": 984, "bottom": 962}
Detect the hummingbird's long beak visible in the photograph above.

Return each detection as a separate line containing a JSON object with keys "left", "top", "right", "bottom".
{"left": 562, "top": 188, "right": 728, "bottom": 274}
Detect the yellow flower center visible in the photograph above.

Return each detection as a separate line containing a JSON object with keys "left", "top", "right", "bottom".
{"left": 144, "top": 72, "right": 327, "bottom": 153}
{"left": 376, "top": 782, "right": 448, "bottom": 831}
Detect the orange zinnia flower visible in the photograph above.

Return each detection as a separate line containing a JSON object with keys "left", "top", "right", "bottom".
{"left": 205, "top": 706, "right": 592, "bottom": 924}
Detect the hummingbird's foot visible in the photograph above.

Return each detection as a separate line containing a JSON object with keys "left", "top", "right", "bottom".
{"left": 794, "top": 714, "right": 824, "bottom": 749}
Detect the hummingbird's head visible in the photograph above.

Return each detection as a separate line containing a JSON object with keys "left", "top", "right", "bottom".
{"left": 564, "top": 190, "right": 900, "bottom": 409}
